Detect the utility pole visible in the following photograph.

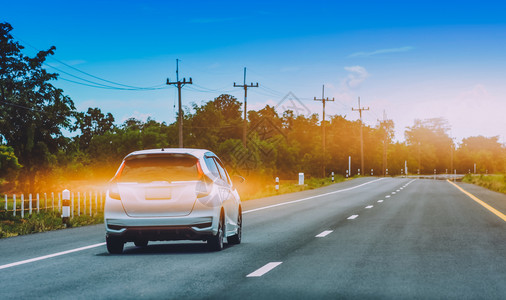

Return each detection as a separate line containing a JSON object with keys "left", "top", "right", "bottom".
{"left": 167, "top": 59, "right": 192, "bottom": 148}
{"left": 379, "top": 110, "right": 390, "bottom": 176}
{"left": 314, "top": 85, "right": 334, "bottom": 178}
{"left": 234, "top": 67, "right": 258, "bottom": 147}
{"left": 450, "top": 142, "right": 454, "bottom": 175}
{"left": 352, "top": 97, "right": 369, "bottom": 176}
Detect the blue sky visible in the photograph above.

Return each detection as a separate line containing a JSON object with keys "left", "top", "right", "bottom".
{"left": 3, "top": 0, "right": 506, "bottom": 143}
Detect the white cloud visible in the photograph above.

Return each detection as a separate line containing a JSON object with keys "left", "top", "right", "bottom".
{"left": 459, "top": 84, "right": 489, "bottom": 99}
{"left": 344, "top": 66, "right": 369, "bottom": 89}
{"left": 349, "top": 46, "right": 414, "bottom": 58}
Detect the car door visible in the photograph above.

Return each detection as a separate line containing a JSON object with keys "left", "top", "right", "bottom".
{"left": 213, "top": 157, "right": 239, "bottom": 235}
{"left": 203, "top": 155, "right": 228, "bottom": 207}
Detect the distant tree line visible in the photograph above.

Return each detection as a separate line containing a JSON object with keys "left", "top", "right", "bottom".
{"left": 1, "top": 22, "right": 505, "bottom": 192}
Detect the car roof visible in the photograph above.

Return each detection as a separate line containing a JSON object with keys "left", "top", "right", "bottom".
{"left": 124, "top": 148, "right": 214, "bottom": 160}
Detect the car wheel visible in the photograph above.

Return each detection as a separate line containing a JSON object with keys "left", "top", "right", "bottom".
{"left": 134, "top": 240, "right": 148, "bottom": 247}
{"left": 208, "top": 213, "right": 224, "bottom": 251}
{"left": 106, "top": 236, "right": 124, "bottom": 254}
{"left": 227, "top": 209, "right": 242, "bottom": 245}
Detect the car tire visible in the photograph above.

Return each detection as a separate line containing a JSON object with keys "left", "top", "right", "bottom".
{"left": 227, "top": 209, "right": 242, "bottom": 245}
{"left": 106, "top": 236, "right": 124, "bottom": 254}
{"left": 134, "top": 240, "right": 148, "bottom": 247}
{"left": 208, "top": 213, "right": 224, "bottom": 251}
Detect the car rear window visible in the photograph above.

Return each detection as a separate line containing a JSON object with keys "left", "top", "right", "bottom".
{"left": 119, "top": 154, "right": 199, "bottom": 183}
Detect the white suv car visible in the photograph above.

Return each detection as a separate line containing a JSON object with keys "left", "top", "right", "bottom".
{"left": 104, "top": 148, "right": 242, "bottom": 253}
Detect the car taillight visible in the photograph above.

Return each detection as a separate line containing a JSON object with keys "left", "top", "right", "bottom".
{"left": 108, "top": 184, "right": 121, "bottom": 200}
{"left": 196, "top": 176, "right": 212, "bottom": 198}
{"left": 196, "top": 160, "right": 204, "bottom": 179}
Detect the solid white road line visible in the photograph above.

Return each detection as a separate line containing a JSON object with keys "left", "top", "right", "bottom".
{"left": 315, "top": 230, "right": 333, "bottom": 238}
{"left": 347, "top": 215, "right": 359, "bottom": 220}
{"left": 365, "top": 205, "right": 373, "bottom": 209}
{"left": 247, "top": 262, "right": 283, "bottom": 277}
{"left": 378, "top": 200, "right": 384, "bottom": 203}
{"left": 0, "top": 242, "right": 106, "bottom": 270}
{"left": 244, "top": 178, "right": 385, "bottom": 214}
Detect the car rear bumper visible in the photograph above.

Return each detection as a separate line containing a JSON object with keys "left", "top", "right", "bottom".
{"left": 105, "top": 216, "right": 215, "bottom": 242}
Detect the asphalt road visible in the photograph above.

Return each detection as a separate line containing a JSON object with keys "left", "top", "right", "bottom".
{"left": 1, "top": 177, "right": 506, "bottom": 299}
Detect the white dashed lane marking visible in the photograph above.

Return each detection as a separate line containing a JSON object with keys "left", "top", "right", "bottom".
{"left": 378, "top": 200, "right": 384, "bottom": 203}
{"left": 315, "top": 230, "right": 333, "bottom": 238}
{"left": 347, "top": 215, "right": 359, "bottom": 220}
{"left": 247, "top": 262, "right": 283, "bottom": 277}
{"left": 385, "top": 195, "right": 391, "bottom": 198}
{"left": 365, "top": 205, "right": 373, "bottom": 209}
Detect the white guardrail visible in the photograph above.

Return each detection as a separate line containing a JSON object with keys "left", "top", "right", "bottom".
{"left": 1, "top": 191, "right": 106, "bottom": 218}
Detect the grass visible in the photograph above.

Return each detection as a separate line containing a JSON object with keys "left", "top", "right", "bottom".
{"left": 0, "top": 211, "right": 103, "bottom": 238}
{"left": 462, "top": 174, "right": 506, "bottom": 194}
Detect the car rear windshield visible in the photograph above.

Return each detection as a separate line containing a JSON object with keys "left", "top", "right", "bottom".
{"left": 118, "top": 154, "right": 199, "bottom": 183}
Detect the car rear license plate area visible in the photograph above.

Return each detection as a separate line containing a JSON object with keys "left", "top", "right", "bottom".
{"left": 145, "top": 187, "right": 171, "bottom": 200}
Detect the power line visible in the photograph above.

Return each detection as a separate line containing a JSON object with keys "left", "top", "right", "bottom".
{"left": 0, "top": 100, "right": 44, "bottom": 113}
{"left": 13, "top": 34, "right": 167, "bottom": 90}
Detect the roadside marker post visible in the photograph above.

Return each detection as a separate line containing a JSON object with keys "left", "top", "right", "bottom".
{"left": 13, "top": 195, "right": 16, "bottom": 216}
{"left": 346, "top": 169, "right": 348, "bottom": 178}
{"left": 4, "top": 194, "right": 7, "bottom": 211}
{"left": 62, "top": 189, "right": 71, "bottom": 226}
{"left": 71, "top": 193, "right": 74, "bottom": 218}
{"left": 29, "top": 194, "right": 32, "bottom": 215}
{"left": 21, "top": 194, "right": 24, "bottom": 218}
{"left": 331, "top": 172, "right": 334, "bottom": 182}
{"left": 275, "top": 177, "right": 279, "bottom": 192}
{"left": 298, "top": 173, "right": 304, "bottom": 185}
{"left": 36, "top": 194, "right": 40, "bottom": 213}
{"left": 358, "top": 169, "right": 361, "bottom": 176}
{"left": 371, "top": 169, "right": 373, "bottom": 176}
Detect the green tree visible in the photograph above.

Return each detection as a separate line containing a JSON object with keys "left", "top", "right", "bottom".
{"left": 405, "top": 118, "right": 452, "bottom": 174}
{"left": 456, "top": 136, "right": 505, "bottom": 174}
{"left": 185, "top": 94, "right": 242, "bottom": 150}
{"left": 0, "top": 22, "right": 75, "bottom": 191}
{"left": 75, "top": 107, "right": 115, "bottom": 150}
{"left": 0, "top": 144, "right": 21, "bottom": 182}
